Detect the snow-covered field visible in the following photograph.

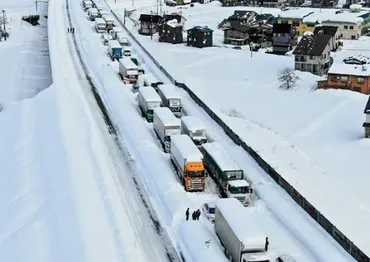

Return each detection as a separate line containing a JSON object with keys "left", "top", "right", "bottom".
{"left": 105, "top": 0, "right": 370, "bottom": 257}
{"left": 68, "top": 0, "right": 356, "bottom": 260}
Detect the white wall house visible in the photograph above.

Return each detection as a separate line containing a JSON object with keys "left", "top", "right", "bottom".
{"left": 321, "top": 20, "right": 362, "bottom": 39}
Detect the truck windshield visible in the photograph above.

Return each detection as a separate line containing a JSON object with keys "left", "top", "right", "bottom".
{"left": 147, "top": 109, "right": 154, "bottom": 115}
{"left": 193, "top": 130, "right": 205, "bottom": 137}
{"left": 229, "top": 185, "right": 250, "bottom": 194}
{"left": 164, "top": 135, "right": 171, "bottom": 142}
{"left": 188, "top": 170, "right": 206, "bottom": 178}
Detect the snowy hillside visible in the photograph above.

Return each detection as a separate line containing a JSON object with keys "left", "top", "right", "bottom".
{"left": 107, "top": 0, "right": 370, "bottom": 257}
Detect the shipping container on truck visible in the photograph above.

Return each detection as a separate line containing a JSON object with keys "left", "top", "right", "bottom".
{"left": 107, "top": 40, "right": 122, "bottom": 60}
{"left": 110, "top": 26, "right": 125, "bottom": 39}
{"left": 137, "top": 86, "right": 162, "bottom": 122}
{"left": 153, "top": 107, "right": 181, "bottom": 152}
{"left": 88, "top": 8, "right": 98, "bottom": 21}
{"left": 95, "top": 18, "right": 106, "bottom": 33}
{"left": 116, "top": 32, "right": 130, "bottom": 46}
{"left": 181, "top": 116, "right": 207, "bottom": 147}
{"left": 215, "top": 198, "right": 271, "bottom": 262}
{"left": 157, "top": 84, "right": 182, "bottom": 118}
{"left": 170, "top": 134, "right": 206, "bottom": 192}
{"left": 102, "top": 15, "right": 115, "bottom": 31}
{"left": 202, "top": 142, "right": 253, "bottom": 206}
{"left": 118, "top": 57, "right": 139, "bottom": 84}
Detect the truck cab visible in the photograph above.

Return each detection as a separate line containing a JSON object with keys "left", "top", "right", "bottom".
{"left": 227, "top": 180, "right": 253, "bottom": 207}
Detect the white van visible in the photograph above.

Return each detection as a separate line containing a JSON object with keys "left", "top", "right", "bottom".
{"left": 123, "top": 46, "right": 131, "bottom": 56}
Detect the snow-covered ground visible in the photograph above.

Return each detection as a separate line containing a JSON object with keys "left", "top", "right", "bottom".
{"left": 69, "top": 0, "right": 355, "bottom": 260}
{"left": 105, "top": 0, "right": 370, "bottom": 257}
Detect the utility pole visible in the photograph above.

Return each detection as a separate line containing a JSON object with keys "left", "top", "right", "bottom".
{"left": 2, "top": 10, "right": 6, "bottom": 41}
{"left": 35, "top": 0, "right": 38, "bottom": 11}
{"left": 123, "top": 8, "right": 126, "bottom": 25}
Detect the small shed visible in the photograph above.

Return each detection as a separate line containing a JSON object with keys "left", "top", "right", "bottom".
{"left": 187, "top": 26, "right": 213, "bottom": 48}
{"left": 158, "top": 19, "right": 183, "bottom": 44}
{"left": 138, "top": 14, "right": 162, "bottom": 35}
{"left": 363, "top": 96, "right": 370, "bottom": 138}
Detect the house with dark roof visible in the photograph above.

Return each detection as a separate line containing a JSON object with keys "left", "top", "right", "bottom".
{"left": 138, "top": 14, "right": 163, "bottom": 35}
{"left": 158, "top": 19, "right": 183, "bottom": 44}
{"left": 187, "top": 26, "right": 213, "bottom": 48}
{"left": 272, "top": 23, "right": 297, "bottom": 54}
{"left": 313, "top": 25, "right": 340, "bottom": 51}
{"left": 363, "top": 96, "right": 370, "bottom": 138}
{"left": 293, "top": 34, "right": 332, "bottom": 76}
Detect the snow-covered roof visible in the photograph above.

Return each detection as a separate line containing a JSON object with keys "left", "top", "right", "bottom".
{"left": 278, "top": 9, "right": 313, "bottom": 19}
{"left": 108, "top": 40, "right": 122, "bottom": 49}
{"left": 144, "top": 73, "right": 161, "bottom": 83}
{"left": 171, "top": 134, "right": 203, "bottom": 162}
{"left": 102, "top": 15, "right": 114, "bottom": 22}
{"left": 216, "top": 198, "right": 266, "bottom": 249}
{"left": 167, "top": 19, "right": 182, "bottom": 28}
{"left": 139, "top": 86, "right": 162, "bottom": 102}
{"left": 154, "top": 107, "right": 181, "bottom": 126}
{"left": 321, "top": 11, "right": 364, "bottom": 24}
{"left": 158, "top": 84, "right": 181, "bottom": 100}
{"left": 228, "top": 179, "right": 250, "bottom": 187}
{"left": 328, "top": 63, "right": 370, "bottom": 76}
{"left": 181, "top": 116, "right": 206, "bottom": 133}
{"left": 203, "top": 142, "right": 241, "bottom": 172}
{"left": 95, "top": 18, "right": 106, "bottom": 24}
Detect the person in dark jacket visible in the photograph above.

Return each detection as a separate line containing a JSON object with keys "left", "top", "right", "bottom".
{"left": 265, "top": 237, "right": 269, "bottom": 251}
{"left": 67, "top": 28, "right": 70, "bottom": 33}
{"left": 186, "top": 208, "right": 190, "bottom": 221}
{"left": 192, "top": 211, "right": 196, "bottom": 220}
{"left": 196, "top": 209, "right": 201, "bottom": 220}
{"left": 72, "top": 27, "right": 75, "bottom": 33}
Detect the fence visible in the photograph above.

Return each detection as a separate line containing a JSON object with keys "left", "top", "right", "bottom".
{"left": 107, "top": 8, "right": 369, "bottom": 262}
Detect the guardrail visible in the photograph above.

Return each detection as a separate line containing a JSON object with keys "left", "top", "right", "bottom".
{"left": 107, "top": 8, "right": 369, "bottom": 262}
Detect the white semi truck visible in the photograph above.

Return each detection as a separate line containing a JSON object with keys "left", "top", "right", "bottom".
{"left": 202, "top": 142, "right": 253, "bottom": 206}
{"left": 95, "top": 18, "right": 106, "bottom": 33}
{"left": 215, "top": 198, "right": 270, "bottom": 262}
{"left": 180, "top": 116, "right": 207, "bottom": 147}
{"left": 118, "top": 57, "right": 139, "bottom": 84}
{"left": 157, "top": 84, "right": 182, "bottom": 117}
{"left": 153, "top": 107, "right": 181, "bottom": 152}
{"left": 137, "top": 86, "right": 162, "bottom": 122}
{"left": 170, "top": 134, "right": 207, "bottom": 192}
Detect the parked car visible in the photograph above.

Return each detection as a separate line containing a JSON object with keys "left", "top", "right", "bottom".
{"left": 202, "top": 202, "right": 216, "bottom": 223}
{"left": 277, "top": 254, "right": 296, "bottom": 262}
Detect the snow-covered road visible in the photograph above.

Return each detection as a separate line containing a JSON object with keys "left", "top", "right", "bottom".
{"left": 47, "top": 0, "right": 180, "bottom": 261}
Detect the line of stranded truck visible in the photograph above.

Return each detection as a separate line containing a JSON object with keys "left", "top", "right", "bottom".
{"left": 215, "top": 198, "right": 271, "bottom": 262}
{"left": 181, "top": 116, "right": 207, "bottom": 147}
{"left": 102, "top": 15, "right": 115, "bottom": 31}
{"left": 88, "top": 8, "right": 98, "bottom": 21}
{"left": 108, "top": 40, "right": 123, "bottom": 61}
{"left": 153, "top": 107, "right": 181, "bottom": 152}
{"left": 119, "top": 57, "right": 139, "bottom": 84}
{"left": 137, "top": 86, "right": 162, "bottom": 122}
{"left": 202, "top": 142, "right": 253, "bottom": 206}
{"left": 170, "top": 134, "right": 206, "bottom": 192}
{"left": 157, "top": 84, "right": 182, "bottom": 118}
{"left": 95, "top": 18, "right": 107, "bottom": 33}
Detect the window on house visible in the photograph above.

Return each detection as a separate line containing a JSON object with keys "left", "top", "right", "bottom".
{"left": 351, "top": 35, "right": 356, "bottom": 39}
{"left": 331, "top": 75, "right": 340, "bottom": 81}
{"left": 344, "top": 25, "right": 348, "bottom": 29}
{"left": 310, "top": 55, "right": 314, "bottom": 60}
{"left": 323, "top": 54, "right": 326, "bottom": 59}
{"left": 349, "top": 26, "right": 354, "bottom": 29}
{"left": 292, "top": 20, "right": 300, "bottom": 26}
{"left": 340, "top": 76, "right": 349, "bottom": 82}
{"left": 357, "top": 77, "right": 365, "bottom": 83}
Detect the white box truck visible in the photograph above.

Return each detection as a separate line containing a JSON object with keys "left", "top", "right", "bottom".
{"left": 215, "top": 198, "right": 270, "bottom": 262}
{"left": 116, "top": 33, "right": 130, "bottom": 46}
{"left": 157, "top": 84, "right": 182, "bottom": 118}
{"left": 170, "top": 134, "right": 207, "bottom": 192}
{"left": 118, "top": 57, "right": 139, "bottom": 84}
{"left": 138, "top": 87, "right": 162, "bottom": 122}
{"left": 98, "top": 9, "right": 109, "bottom": 18}
{"left": 95, "top": 18, "right": 106, "bottom": 33}
{"left": 181, "top": 116, "right": 207, "bottom": 147}
{"left": 111, "top": 27, "right": 125, "bottom": 39}
{"left": 153, "top": 107, "right": 181, "bottom": 152}
{"left": 107, "top": 40, "right": 122, "bottom": 61}
{"left": 103, "top": 15, "right": 115, "bottom": 31}
{"left": 88, "top": 8, "right": 98, "bottom": 20}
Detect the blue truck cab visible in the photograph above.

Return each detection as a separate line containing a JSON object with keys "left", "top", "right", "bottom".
{"left": 107, "top": 40, "right": 122, "bottom": 61}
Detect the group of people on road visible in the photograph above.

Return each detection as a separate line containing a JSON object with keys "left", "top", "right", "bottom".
{"left": 185, "top": 208, "right": 201, "bottom": 221}
{"left": 67, "top": 27, "right": 75, "bottom": 33}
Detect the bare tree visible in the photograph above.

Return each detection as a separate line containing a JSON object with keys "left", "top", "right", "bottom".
{"left": 278, "top": 67, "right": 300, "bottom": 90}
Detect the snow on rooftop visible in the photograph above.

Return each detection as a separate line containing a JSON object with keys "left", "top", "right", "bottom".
{"left": 322, "top": 11, "right": 364, "bottom": 24}
{"left": 167, "top": 19, "right": 182, "bottom": 28}
{"left": 171, "top": 134, "right": 203, "bottom": 162}
{"left": 203, "top": 142, "right": 242, "bottom": 172}
{"left": 328, "top": 63, "right": 370, "bottom": 76}
{"left": 139, "top": 86, "right": 162, "bottom": 102}
{"left": 228, "top": 179, "right": 250, "bottom": 187}
{"left": 216, "top": 198, "right": 266, "bottom": 248}
{"left": 154, "top": 107, "right": 181, "bottom": 126}
{"left": 158, "top": 84, "right": 181, "bottom": 99}
{"left": 278, "top": 9, "right": 313, "bottom": 19}
{"left": 181, "top": 116, "right": 206, "bottom": 133}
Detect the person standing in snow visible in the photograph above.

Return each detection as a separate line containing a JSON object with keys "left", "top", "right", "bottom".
{"left": 192, "top": 211, "right": 196, "bottom": 220}
{"left": 72, "top": 28, "right": 75, "bottom": 34}
{"left": 67, "top": 28, "right": 70, "bottom": 33}
{"left": 265, "top": 237, "right": 269, "bottom": 251}
{"left": 186, "top": 208, "right": 190, "bottom": 221}
{"left": 196, "top": 209, "right": 201, "bottom": 220}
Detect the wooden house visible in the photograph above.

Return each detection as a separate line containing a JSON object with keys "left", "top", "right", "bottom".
{"left": 317, "top": 63, "right": 370, "bottom": 94}
{"left": 187, "top": 26, "right": 213, "bottom": 48}
{"left": 158, "top": 19, "right": 183, "bottom": 44}
{"left": 138, "top": 14, "right": 162, "bottom": 35}
{"left": 293, "top": 34, "right": 332, "bottom": 76}
{"left": 363, "top": 96, "right": 370, "bottom": 138}
{"left": 223, "top": 20, "right": 250, "bottom": 45}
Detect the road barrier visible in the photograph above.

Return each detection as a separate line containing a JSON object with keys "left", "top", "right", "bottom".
{"left": 107, "top": 7, "right": 369, "bottom": 262}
